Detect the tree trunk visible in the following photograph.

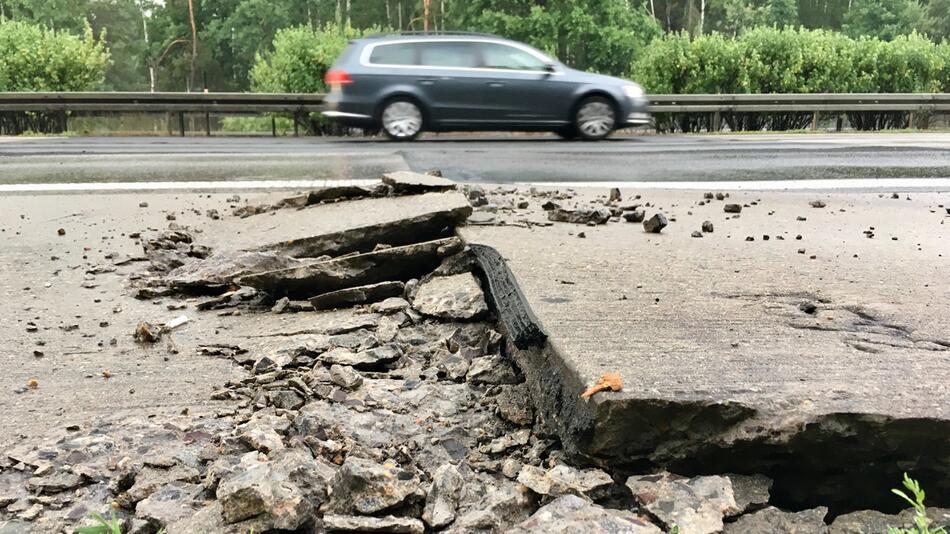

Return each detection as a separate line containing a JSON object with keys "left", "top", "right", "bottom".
{"left": 423, "top": 0, "right": 430, "bottom": 32}
{"left": 346, "top": 0, "right": 351, "bottom": 27}
{"left": 186, "top": 0, "right": 198, "bottom": 92}
{"left": 699, "top": 0, "right": 705, "bottom": 34}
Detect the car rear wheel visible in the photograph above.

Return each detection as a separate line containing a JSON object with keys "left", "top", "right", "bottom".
{"left": 575, "top": 96, "right": 616, "bottom": 141}
{"left": 381, "top": 99, "right": 423, "bottom": 141}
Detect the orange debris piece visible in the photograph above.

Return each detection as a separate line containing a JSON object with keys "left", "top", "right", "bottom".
{"left": 580, "top": 372, "right": 623, "bottom": 401}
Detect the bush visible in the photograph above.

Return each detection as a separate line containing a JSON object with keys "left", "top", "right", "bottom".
{"left": 632, "top": 27, "right": 946, "bottom": 132}
{"left": 249, "top": 24, "right": 380, "bottom": 135}
{"left": 0, "top": 20, "right": 110, "bottom": 134}
{"left": 0, "top": 20, "right": 110, "bottom": 92}
{"left": 250, "top": 24, "right": 379, "bottom": 94}
{"left": 939, "top": 43, "right": 950, "bottom": 91}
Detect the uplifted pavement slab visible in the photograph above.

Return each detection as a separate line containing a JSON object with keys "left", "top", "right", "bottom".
{"left": 238, "top": 237, "right": 463, "bottom": 298}
{"left": 202, "top": 191, "right": 471, "bottom": 257}
{"left": 460, "top": 188, "right": 950, "bottom": 511}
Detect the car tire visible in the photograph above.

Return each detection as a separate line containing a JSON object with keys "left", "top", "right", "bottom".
{"left": 380, "top": 98, "right": 424, "bottom": 141}
{"left": 554, "top": 126, "right": 578, "bottom": 140}
{"left": 574, "top": 96, "right": 616, "bottom": 141}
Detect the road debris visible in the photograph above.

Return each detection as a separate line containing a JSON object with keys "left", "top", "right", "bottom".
{"left": 580, "top": 372, "right": 623, "bottom": 401}
{"left": 643, "top": 213, "right": 669, "bottom": 233}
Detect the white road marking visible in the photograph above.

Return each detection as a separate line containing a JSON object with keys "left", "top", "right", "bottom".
{"left": 526, "top": 178, "right": 950, "bottom": 191}
{"left": 0, "top": 179, "right": 379, "bottom": 193}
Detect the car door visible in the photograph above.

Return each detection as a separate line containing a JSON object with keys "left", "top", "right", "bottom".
{"left": 413, "top": 41, "right": 494, "bottom": 127}
{"left": 475, "top": 42, "right": 577, "bottom": 125}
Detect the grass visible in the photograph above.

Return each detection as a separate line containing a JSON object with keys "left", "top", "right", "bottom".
{"left": 74, "top": 512, "right": 166, "bottom": 534}
{"left": 74, "top": 512, "right": 122, "bottom": 534}
{"left": 888, "top": 474, "right": 948, "bottom": 534}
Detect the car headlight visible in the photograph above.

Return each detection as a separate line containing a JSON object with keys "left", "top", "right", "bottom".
{"left": 623, "top": 85, "right": 645, "bottom": 98}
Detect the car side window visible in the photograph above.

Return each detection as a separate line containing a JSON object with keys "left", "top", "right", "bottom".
{"left": 478, "top": 43, "right": 548, "bottom": 72}
{"left": 418, "top": 42, "right": 479, "bottom": 68}
{"left": 368, "top": 43, "right": 418, "bottom": 66}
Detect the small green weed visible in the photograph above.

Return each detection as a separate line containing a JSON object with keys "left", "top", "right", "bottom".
{"left": 74, "top": 512, "right": 122, "bottom": 534}
{"left": 887, "top": 473, "right": 948, "bottom": 534}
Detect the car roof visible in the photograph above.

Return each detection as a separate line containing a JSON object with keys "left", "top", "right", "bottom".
{"left": 356, "top": 32, "right": 517, "bottom": 45}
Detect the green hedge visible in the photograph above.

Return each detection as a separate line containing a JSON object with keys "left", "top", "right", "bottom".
{"left": 632, "top": 28, "right": 948, "bottom": 131}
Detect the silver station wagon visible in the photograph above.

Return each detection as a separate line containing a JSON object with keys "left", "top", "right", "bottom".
{"left": 322, "top": 32, "right": 650, "bottom": 141}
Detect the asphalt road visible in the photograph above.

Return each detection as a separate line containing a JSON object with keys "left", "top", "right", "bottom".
{"left": 1, "top": 133, "right": 950, "bottom": 186}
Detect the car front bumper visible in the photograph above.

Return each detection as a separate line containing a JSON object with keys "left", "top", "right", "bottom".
{"left": 624, "top": 111, "right": 651, "bottom": 125}
{"left": 620, "top": 96, "right": 651, "bottom": 126}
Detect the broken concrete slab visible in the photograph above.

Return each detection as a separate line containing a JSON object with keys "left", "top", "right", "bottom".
{"left": 203, "top": 192, "right": 471, "bottom": 258}
{"left": 509, "top": 495, "right": 662, "bottom": 534}
{"left": 383, "top": 171, "right": 457, "bottom": 194}
{"left": 460, "top": 189, "right": 950, "bottom": 513}
{"left": 547, "top": 207, "right": 611, "bottom": 225}
{"left": 327, "top": 456, "right": 421, "bottom": 514}
{"left": 517, "top": 464, "right": 612, "bottom": 501}
{"left": 165, "top": 250, "right": 308, "bottom": 289}
{"left": 626, "top": 472, "right": 739, "bottom": 534}
{"left": 303, "top": 185, "right": 377, "bottom": 204}
{"left": 238, "top": 238, "right": 463, "bottom": 298}
{"left": 323, "top": 514, "right": 425, "bottom": 534}
{"left": 310, "top": 281, "right": 405, "bottom": 310}
{"left": 412, "top": 273, "right": 489, "bottom": 320}
{"left": 828, "top": 507, "right": 950, "bottom": 534}
{"left": 722, "top": 506, "right": 828, "bottom": 533}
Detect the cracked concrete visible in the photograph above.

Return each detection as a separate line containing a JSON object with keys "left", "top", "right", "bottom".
{"left": 460, "top": 187, "right": 950, "bottom": 513}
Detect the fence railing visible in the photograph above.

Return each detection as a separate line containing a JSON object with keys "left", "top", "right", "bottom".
{"left": 0, "top": 91, "right": 947, "bottom": 135}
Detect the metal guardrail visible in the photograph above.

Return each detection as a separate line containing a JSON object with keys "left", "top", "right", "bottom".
{"left": 648, "top": 93, "right": 950, "bottom": 113}
{"left": 0, "top": 91, "right": 946, "bottom": 134}
{"left": 0, "top": 92, "right": 326, "bottom": 113}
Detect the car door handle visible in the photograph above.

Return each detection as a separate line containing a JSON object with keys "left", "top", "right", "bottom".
{"left": 487, "top": 82, "right": 505, "bottom": 88}
{"left": 418, "top": 78, "right": 436, "bottom": 86}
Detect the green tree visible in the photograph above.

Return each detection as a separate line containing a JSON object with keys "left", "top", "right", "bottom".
{"left": 922, "top": 0, "right": 950, "bottom": 41}
{"left": 709, "top": 0, "right": 799, "bottom": 36}
{"left": 451, "top": 0, "right": 661, "bottom": 76}
{"left": 843, "top": 0, "right": 925, "bottom": 41}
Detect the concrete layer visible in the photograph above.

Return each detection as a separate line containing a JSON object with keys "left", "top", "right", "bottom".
{"left": 0, "top": 192, "right": 250, "bottom": 446}
{"left": 460, "top": 188, "right": 950, "bottom": 508}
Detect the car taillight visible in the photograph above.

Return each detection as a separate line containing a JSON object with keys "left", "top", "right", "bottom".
{"left": 324, "top": 70, "right": 353, "bottom": 85}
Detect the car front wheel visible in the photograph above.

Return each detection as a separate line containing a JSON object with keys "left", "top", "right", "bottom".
{"left": 381, "top": 98, "right": 423, "bottom": 141}
{"left": 575, "top": 96, "right": 616, "bottom": 141}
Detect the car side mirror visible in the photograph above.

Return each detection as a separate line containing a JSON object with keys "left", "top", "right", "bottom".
{"left": 543, "top": 63, "right": 557, "bottom": 74}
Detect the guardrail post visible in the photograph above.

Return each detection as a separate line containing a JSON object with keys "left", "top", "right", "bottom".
{"left": 835, "top": 115, "right": 843, "bottom": 132}
{"left": 178, "top": 112, "right": 186, "bottom": 137}
{"left": 711, "top": 111, "right": 721, "bottom": 132}
{"left": 811, "top": 112, "right": 818, "bottom": 131}
{"left": 293, "top": 111, "right": 300, "bottom": 137}
{"left": 272, "top": 116, "right": 277, "bottom": 137}
{"left": 205, "top": 112, "right": 211, "bottom": 136}
{"left": 908, "top": 112, "right": 916, "bottom": 130}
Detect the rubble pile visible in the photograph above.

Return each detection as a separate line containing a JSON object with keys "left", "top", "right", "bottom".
{"left": 2, "top": 177, "right": 947, "bottom": 533}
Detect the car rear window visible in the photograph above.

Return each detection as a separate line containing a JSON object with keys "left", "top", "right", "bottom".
{"left": 417, "top": 42, "right": 479, "bottom": 68}
{"left": 369, "top": 43, "right": 418, "bottom": 65}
